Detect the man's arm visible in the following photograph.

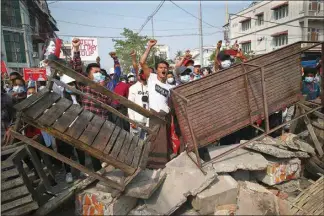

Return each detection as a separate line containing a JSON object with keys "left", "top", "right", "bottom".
{"left": 71, "top": 38, "right": 82, "bottom": 74}
{"left": 109, "top": 52, "right": 121, "bottom": 83}
{"left": 139, "top": 39, "right": 157, "bottom": 79}
{"left": 130, "top": 50, "right": 139, "bottom": 76}
{"left": 214, "top": 40, "right": 222, "bottom": 72}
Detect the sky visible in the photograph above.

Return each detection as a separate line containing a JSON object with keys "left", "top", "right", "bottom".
{"left": 48, "top": 1, "right": 252, "bottom": 69}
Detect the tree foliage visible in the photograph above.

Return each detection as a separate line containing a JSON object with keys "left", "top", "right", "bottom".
{"left": 113, "top": 28, "right": 164, "bottom": 72}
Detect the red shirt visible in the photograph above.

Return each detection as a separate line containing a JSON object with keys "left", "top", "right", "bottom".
{"left": 113, "top": 82, "right": 130, "bottom": 106}
{"left": 25, "top": 126, "right": 41, "bottom": 138}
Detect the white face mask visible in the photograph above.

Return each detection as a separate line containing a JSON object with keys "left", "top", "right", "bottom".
{"left": 13, "top": 86, "right": 25, "bottom": 93}
{"left": 128, "top": 77, "right": 135, "bottom": 82}
{"left": 221, "top": 60, "right": 232, "bottom": 69}
{"left": 121, "top": 80, "right": 127, "bottom": 83}
{"left": 180, "top": 75, "right": 190, "bottom": 83}
{"left": 167, "top": 77, "right": 174, "bottom": 84}
{"left": 203, "top": 70, "right": 209, "bottom": 76}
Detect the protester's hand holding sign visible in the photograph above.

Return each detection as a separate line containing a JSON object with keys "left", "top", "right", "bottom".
{"left": 72, "top": 38, "right": 81, "bottom": 52}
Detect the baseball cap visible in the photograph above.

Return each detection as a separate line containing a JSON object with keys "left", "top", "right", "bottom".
{"left": 175, "top": 66, "right": 192, "bottom": 76}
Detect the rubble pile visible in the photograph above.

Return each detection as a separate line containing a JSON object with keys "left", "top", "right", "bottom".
{"left": 75, "top": 133, "right": 324, "bottom": 215}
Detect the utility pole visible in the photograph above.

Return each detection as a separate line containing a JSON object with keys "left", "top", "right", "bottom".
{"left": 198, "top": 0, "right": 203, "bottom": 66}
{"left": 151, "top": 16, "right": 156, "bottom": 66}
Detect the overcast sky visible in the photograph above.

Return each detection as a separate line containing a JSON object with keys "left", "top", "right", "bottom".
{"left": 49, "top": 1, "right": 251, "bottom": 69}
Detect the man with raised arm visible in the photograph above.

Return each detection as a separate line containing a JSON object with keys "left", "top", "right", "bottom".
{"left": 107, "top": 52, "right": 121, "bottom": 91}
{"left": 139, "top": 39, "right": 173, "bottom": 169}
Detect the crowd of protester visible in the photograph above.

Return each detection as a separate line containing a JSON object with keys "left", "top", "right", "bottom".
{"left": 1, "top": 38, "right": 322, "bottom": 183}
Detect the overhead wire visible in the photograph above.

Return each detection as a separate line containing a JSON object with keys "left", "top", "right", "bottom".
{"left": 137, "top": 0, "right": 165, "bottom": 34}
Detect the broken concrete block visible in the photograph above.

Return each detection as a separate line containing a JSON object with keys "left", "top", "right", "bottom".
{"left": 128, "top": 205, "right": 160, "bottom": 215}
{"left": 191, "top": 174, "right": 238, "bottom": 215}
{"left": 145, "top": 152, "right": 217, "bottom": 215}
{"left": 273, "top": 179, "right": 300, "bottom": 193}
{"left": 173, "top": 203, "right": 200, "bottom": 216}
{"left": 236, "top": 183, "right": 280, "bottom": 215}
{"left": 241, "top": 140, "right": 310, "bottom": 158}
{"left": 124, "top": 169, "right": 166, "bottom": 199}
{"left": 280, "top": 133, "right": 316, "bottom": 155}
{"left": 208, "top": 144, "right": 268, "bottom": 172}
{"left": 253, "top": 157, "right": 301, "bottom": 186}
{"left": 230, "top": 170, "right": 251, "bottom": 181}
{"left": 214, "top": 204, "right": 237, "bottom": 215}
{"left": 75, "top": 186, "right": 137, "bottom": 216}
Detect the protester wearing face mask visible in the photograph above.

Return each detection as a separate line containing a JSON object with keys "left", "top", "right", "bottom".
{"left": 111, "top": 74, "right": 131, "bottom": 132}
{"left": 128, "top": 69, "right": 149, "bottom": 138}
{"left": 9, "top": 72, "right": 22, "bottom": 89}
{"left": 175, "top": 66, "right": 192, "bottom": 85}
{"left": 302, "top": 67, "right": 320, "bottom": 101}
{"left": 166, "top": 71, "right": 176, "bottom": 87}
{"left": 192, "top": 64, "right": 202, "bottom": 81}
{"left": 202, "top": 67, "right": 212, "bottom": 77}
{"left": 127, "top": 73, "right": 136, "bottom": 86}
{"left": 11, "top": 77, "right": 27, "bottom": 103}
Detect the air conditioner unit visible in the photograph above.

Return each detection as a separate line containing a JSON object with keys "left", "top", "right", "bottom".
{"left": 33, "top": 52, "right": 39, "bottom": 58}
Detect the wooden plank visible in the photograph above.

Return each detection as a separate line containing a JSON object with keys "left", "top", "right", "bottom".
{"left": 110, "top": 129, "right": 127, "bottom": 159}
{"left": 91, "top": 121, "right": 115, "bottom": 152}
{"left": 65, "top": 110, "right": 94, "bottom": 139}
{"left": 78, "top": 115, "right": 105, "bottom": 145}
{"left": 9, "top": 131, "right": 124, "bottom": 191}
{"left": 117, "top": 133, "right": 133, "bottom": 163}
{"left": 1, "top": 177, "right": 24, "bottom": 191}
{"left": 131, "top": 139, "right": 144, "bottom": 168}
{"left": 48, "top": 60, "right": 166, "bottom": 124}
{"left": 24, "top": 92, "right": 61, "bottom": 120}
{"left": 1, "top": 161, "right": 15, "bottom": 170}
{"left": 37, "top": 98, "right": 72, "bottom": 126}
{"left": 1, "top": 195, "right": 33, "bottom": 213}
{"left": 1, "top": 147, "right": 18, "bottom": 156}
{"left": 1, "top": 185, "right": 29, "bottom": 202}
{"left": 11, "top": 123, "right": 136, "bottom": 175}
{"left": 104, "top": 126, "right": 121, "bottom": 154}
{"left": 1, "top": 168, "right": 19, "bottom": 180}
{"left": 125, "top": 136, "right": 139, "bottom": 165}
{"left": 140, "top": 141, "right": 152, "bottom": 169}
{"left": 13, "top": 88, "right": 49, "bottom": 111}
{"left": 1, "top": 201, "right": 38, "bottom": 216}
{"left": 53, "top": 104, "right": 83, "bottom": 133}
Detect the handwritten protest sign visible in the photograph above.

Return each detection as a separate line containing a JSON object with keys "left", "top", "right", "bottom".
{"left": 23, "top": 68, "right": 47, "bottom": 81}
{"left": 71, "top": 37, "right": 98, "bottom": 61}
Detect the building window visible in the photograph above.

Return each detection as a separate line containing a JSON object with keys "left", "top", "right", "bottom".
{"left": 309, "top": 0, "right": 321, "bottom": 12}
{"left": 1, "top": 1, "right": 22, "bottom": 28}
{"left": 3, "top": 31, "right": 27, "bottom": 63}
{"left": 242, "top": 20, "right": 251, "bottom": 31}
{"left": 308, "top": 28, "right": 320, "bottom": 41}
{"left": 274, "top": 34, "right": 288, "bottom": 47}
{"left": 274, "top": 5, "right": 288, "bottom": 20}
{"left": 241, "top": 43, "right": 251, "bottom": 53}
{"left": 256, "top": 14, "right": 264, "bottom": 26}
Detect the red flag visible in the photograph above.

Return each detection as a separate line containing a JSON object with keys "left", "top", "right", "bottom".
{"left": 170, "top": 116, "right": 181, "bottom": 154}
{"left": 1, "top": 60, "right": 8, "bottom": 75}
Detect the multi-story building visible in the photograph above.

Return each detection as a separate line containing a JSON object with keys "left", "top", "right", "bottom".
{"left": 1, "top": 0, "right": 58, "bottom": 74}
{"left": 156, "top": 44, "right": 170, "bottom": 60}
{"left": 226, "top": 1, "right": 324, "bottom": 55}
{"left": 190, "top": 46, "right": 216, "bottom": 67}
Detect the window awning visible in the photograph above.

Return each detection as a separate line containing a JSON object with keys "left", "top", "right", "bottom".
{"left": 255, "top": 12, "right": 264, "bottom": 16}
{"left": 239, "top": 40, "right": 251, "bottom": 44}
{"left": 239, "top": 17, "right": 251, "bottom": 23}
{"left": 271, "top": 30, "right": 288, "bottom": 37}
{"left": 271, "top": 1, "right": 288, "bottom": 10}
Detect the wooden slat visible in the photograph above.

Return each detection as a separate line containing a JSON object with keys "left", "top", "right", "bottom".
{"left": 1, "top": 201, "right": 38, "bottom": 215}
{"left": 65, "top": 110, "right": 94, "bottom": 139}
{"left": 24, "top": 92, "right": 61, "bottom": 119}
{"left": 125, "top": 136, "right": 139, "bottom": 165}
{"left": 79, "top": 115, "right": 105, "bottom": 145}
{"left": 1, "top": 147, "right": 18, "bottom": 156}
{"left": 37, "top": 98, "right": 72, "bottom": 126}
{"left": 131, "top": 139, "right": 145, "bottom": 168}
{"left": 104, "top": 126, "right": 121, "bottom": 154}
{"left": 1, "top": 161, "right": 15, "bottom": 171}
{"left": 1, "top": 185, "right": 29, "bottom": 203}
{"left": 117, "top": 133, "right": 133, "bottom": 162}
{"left": 1, "top": 168, "right": 19, "bottom": 180}
{"left": 91, "top": 120, "right": 115, "bottom": 151}
{"left": 53, "top": 104, "right": 83, "bottom": 133}
{"left": 110, "top": 129, "right": 127, "bottom": 159}
{"left": 1, "top": 195, "right": 33, "bottom": 213}
{"left": 1, "top": 177, "right": 24, "bottom": 191}
{"left": 140, "top": 141, "right": 152, "bottom": 169}
{"left": 13, "top": 88, "right": 49, "bottom": 111}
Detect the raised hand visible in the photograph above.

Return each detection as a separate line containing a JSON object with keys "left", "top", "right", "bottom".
{"left": 130, "top": 50, "right": 136, "bottom": 57}
{"left": 109, "top": 52, "right": 117, "bottom": 58}
{"left": 148, "top": 39, "right": 157, "bottom": 47}
{"left": 96, "top": 56, "right": 100, "bottom": 63}
{"left": 217, "top": 40, "right": 222, "bottom": 49}
{"left": 72, "top": 38, "right": 81, "bottom": 50}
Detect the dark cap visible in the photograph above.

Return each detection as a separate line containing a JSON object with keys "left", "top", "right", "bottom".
{"left": 175, "top": 66, "right": 192, "bottom": 76}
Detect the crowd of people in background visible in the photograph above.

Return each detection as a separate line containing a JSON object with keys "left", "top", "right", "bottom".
{"left": 1, "top": 38, "right": 322, "bottom": 183}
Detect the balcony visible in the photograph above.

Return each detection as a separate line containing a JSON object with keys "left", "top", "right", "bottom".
{"left": 307, "top": 1, "right": 324, "bottom": 16}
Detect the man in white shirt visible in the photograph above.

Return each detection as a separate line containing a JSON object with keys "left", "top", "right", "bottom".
{"left": 128, "top": 69, "right": 149, "bottom": 139}
{"left": 139, "top": 39, "right": 173, "bottom": 169}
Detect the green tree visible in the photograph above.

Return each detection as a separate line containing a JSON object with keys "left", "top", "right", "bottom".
{"left": 112, "top": 28, "right": 159, "bottom": 72}
{"left": 175, "top": 50, "right": 183, "bottom": 59}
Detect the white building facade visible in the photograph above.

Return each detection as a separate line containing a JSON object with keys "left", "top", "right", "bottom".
{"left": 227, "top": 1, "right": 324, "bottom": 55}
{"left": 190, "top": 46, "right": 216, "bottom": 67}
{"left": 156, "top": 44, "right": 170, "bottom": 60}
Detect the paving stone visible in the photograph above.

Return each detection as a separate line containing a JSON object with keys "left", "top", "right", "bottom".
{"left": 208, "top": 144, "right": 268, "bottom": 172}
{"left": 144, "top": 152, "right": 217, "bottom": 215}
{"left": 124, "top": 169, "right": 166, "bottom": 199}
{"left": 253, "top": 157, "right": 301, "bottom": 186}
{"left": 241, "top": 140, "right": 310, "bottom": 158}
{"left": 191, "top": 174, "right": 238, "bottom": 215}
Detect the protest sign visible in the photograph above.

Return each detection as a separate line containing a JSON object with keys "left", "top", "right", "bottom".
{"left": 23, "top": 68, "right": 47, "bottom": 82}
{"left": 71, "top": 37, "right": 98, "bottom": 61}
